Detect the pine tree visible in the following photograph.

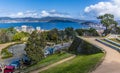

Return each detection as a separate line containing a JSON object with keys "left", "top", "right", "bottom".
{"left": 25, "top": 31, "right": 46, "bottom": 63}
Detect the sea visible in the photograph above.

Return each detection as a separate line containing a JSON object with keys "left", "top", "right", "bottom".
{"left": 0, "top": 22, "right": 89, "bottom": 30}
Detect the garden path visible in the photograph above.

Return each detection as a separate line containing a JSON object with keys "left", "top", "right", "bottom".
{"left": 86, "top": 37, "right": 120, "bottom": 73}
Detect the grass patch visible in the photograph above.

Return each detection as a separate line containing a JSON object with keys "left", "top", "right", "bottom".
{"left": 40, "top": 53, "right": 104, "bottom": 73}
{"left": 1, "top": 42, "right": 23, "bottom": 59}
{"left": 22, "top": 52, "right": 73, "bottom": 73}
{"left": 1, "top": 49, "right": 13, "bottom": 59}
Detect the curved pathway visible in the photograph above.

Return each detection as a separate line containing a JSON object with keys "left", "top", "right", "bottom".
{"left": 85, "top": 37, "right": 120, "bottom": 73}
{"left": 30, "top": 55, "right": 76, "bottom": 73}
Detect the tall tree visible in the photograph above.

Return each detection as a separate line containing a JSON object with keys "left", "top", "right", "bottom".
{"left": 46, "top": 28, "right": 59, "bottom": 43}
{"left": 0, "top": 29, "right": 7, "bottom": 43}
{"left": 25, "top": 31, "right": 46, "bottom": 63}
{"left": 97, "top": 14, "right": 118, "bottom": 36}
{"left": 0, "top": 27, "right": 17, "bottom": 43}
{"left": 65, "top": 27, "right": 76, "bottom": 40}
{"left": 75, "top": 29, "right": 84, "bottom": 36}
{"left": 88, "top": 28, "right": 99, "bottom": 36}
{"left": 58, "top": 30, "right": 65, "bottom": 41}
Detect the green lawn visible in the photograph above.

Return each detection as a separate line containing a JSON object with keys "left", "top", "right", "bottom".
{"left": 40, "top": 53, "right": 104, "bottom": 73}
{"left": 23, "top": 52, "right": 73, "bottom": 72}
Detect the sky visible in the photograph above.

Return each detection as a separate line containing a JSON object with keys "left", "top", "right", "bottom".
{"left": 0, "top": 0, "right": 119, "bottom": 20}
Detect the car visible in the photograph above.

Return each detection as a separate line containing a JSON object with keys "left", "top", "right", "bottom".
{"left": 0, "top": 66, "right": 15, "bottom": 73}
{"left": 9, "top": 60, "right": 20, "bottom": 69}
{"left": 22, "top": 55, "right": 31, "bottom": 65}
{"left": 44, "top": 48, "right": 54, "bottom": 56}
{"left": 4, "top": 66, "right": 15, "bottom": 73}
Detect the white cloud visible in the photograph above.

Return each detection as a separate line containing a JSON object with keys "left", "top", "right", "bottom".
{"left": 41, "top": 10, "right": 49, "bottom": 17}
{"left": 40, "top": 10, "right": 71, "bottom": 18}
{"left": 9, "top": 10, "right": 39, "bottom": 18}
{"left": 17, "top": 12, "right": 23, "bottom": 16}
{"left": 84, "top": 0, "right": 120, "bottom": 19}
{"left": 9, "top": 10, "right": 71, "bottom": 18}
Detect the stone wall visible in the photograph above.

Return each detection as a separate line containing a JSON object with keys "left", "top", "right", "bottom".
{"left": 69, "top": 37, "right": 102, "bottom": 54}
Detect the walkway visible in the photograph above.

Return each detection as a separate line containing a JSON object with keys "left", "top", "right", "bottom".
{"left": 30, "top": 55, "right": 76, "bottom": 73}
{"left": 85, "top": 37, "right": 120, "bottom": 73}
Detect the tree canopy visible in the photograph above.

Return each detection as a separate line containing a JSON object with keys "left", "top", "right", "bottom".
{"left": 97, "top": 14, "right": 118, "bottom": 35}
{"left": 25, "top": 31, "right": 46, "bottom": 63}
{"left": 0, "top": 27, "right": 17, "bottom": 43}
{"left": 13, "top": 32, "right": 30, "bottom": 41}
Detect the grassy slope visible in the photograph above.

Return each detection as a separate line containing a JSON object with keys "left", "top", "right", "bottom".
{"left": 23, "top": 52, "right": 73, "bottom": 72}
{"left": 40, "top": 53, "right": 104, "bottom": 73}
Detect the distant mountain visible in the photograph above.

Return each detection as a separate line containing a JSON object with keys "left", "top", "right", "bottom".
{"left": 81, "top": 21, "right": 98, "bottom": 25}
{"left": 48, "top": 20, "right": 76, "bottom": 23}
{"left": 0, "top": 16, "right": 98, "bottom": 25}
{"left": 38, "top": 17, "right": 85, "bottom": 23}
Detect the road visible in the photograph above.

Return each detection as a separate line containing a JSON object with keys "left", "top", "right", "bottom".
{"left": 85, "top": 37, "right": 120, "bottom": 73}
{"left": 5, "top": 44, "right": 26, "bottom": 64}
{"left": 30, "top": 55, "right": 76, "bottom": 73}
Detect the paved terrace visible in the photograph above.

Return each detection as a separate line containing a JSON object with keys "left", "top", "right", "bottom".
{"left": 84, "top": 37, "right": 120, "bottom": 73}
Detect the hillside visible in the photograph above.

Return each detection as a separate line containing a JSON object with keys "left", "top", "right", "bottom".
{"left": 0, "top": 17, "right": 96, "bottom": 25}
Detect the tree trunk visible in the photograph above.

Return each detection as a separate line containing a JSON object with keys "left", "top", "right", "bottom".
{"left": 105, "top": 27, "right": 108, "bottom": 36}
{"left": 1, "top": 67, "right": 5, "bottom": 73}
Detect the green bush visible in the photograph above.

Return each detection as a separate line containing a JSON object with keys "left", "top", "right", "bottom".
{"left": 13, "top": 32, "right": 30, "bottom": 41}
{"left": 1, "top": 49, "right": 13, "bottom": 59}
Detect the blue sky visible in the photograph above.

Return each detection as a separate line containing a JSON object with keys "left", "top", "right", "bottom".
{"left": 0, "top": 0, "right": 119, "bottom": 19}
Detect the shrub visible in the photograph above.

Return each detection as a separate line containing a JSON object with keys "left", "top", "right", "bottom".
{"left": 1, "top": 49, "right": 13, "bottom": 59}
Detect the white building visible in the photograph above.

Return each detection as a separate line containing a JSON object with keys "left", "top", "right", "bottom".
{"left": 15, "top": 25, "right": 35, "bottom": 33}
{"left": 22, "top": 25, "right": 27, "bottom": 32}
{"left": 36, "top": 27, "right": 41, "bottom": 31}
{"left": 14, "top": 25, "right": 45, "bottom": 33}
